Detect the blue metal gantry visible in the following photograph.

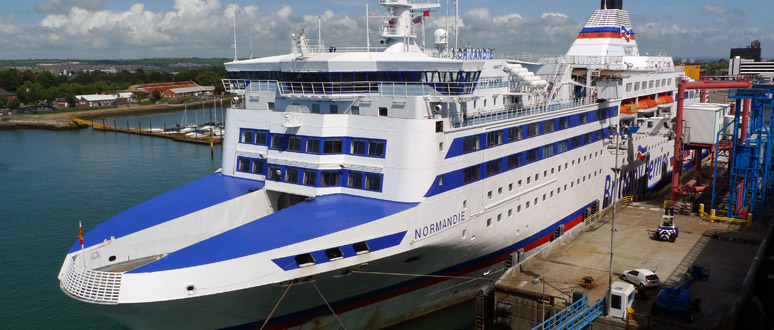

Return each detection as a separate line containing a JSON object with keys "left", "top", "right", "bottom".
{"left": 530, "top": 296, "right": 607, "bottom": 330}
{"left": 711, "top": 86, "right": 774, "bottom": 219}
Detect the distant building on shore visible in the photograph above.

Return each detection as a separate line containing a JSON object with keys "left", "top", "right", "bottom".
{"left": 729, "top": 40, "right": 774, "bottom": 82}
{"left": 162, "top": 86, "right": 215, "bottom": 99}
{"left": 56, "top": 93, "right": 131, "bottom": 108}
{"left": 730, "top": 40, "right": 762, "bottom": 62}
{"left": 0, "top": 88, "right": 17, "bottom": 102}
{"left": 129, "top": 81, "right": 198, "bottom": 94}
{"left": 128, "top": 81, "right": 214, "bottom": 99}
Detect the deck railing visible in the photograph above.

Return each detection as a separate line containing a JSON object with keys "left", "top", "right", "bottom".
{"left": 457, "top": 97, "right": 598, "bottom": 128}
{"left": 59, "top": 255, "right": 122, "bottom": 305}
{"left": 224, "top": 79, "right": 479, "bottom": 97}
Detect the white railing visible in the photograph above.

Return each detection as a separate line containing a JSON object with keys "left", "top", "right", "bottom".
{"left": 247, "top": 80, "right": 279, "bottom": 94}
{"left": 456, "top": 97, "right": 598, "bottom": 128}
{"left": 278, "top": 81, "right": 477, "bottom": 97}
{"left": 563, "top": 55, "right": 625, "bottom": 66}
{"left": 307, "top": 46, "right": 388, "bottom": 54}
{"left": 490, "top": 52, "right": 560, "bottom": 63}
{"left": 379, "top": 0, "right": 440, "bottom": 5}
{"left": 59, "top": 255, "right": 122, "bottom": 305}
{"left": 225, "top": 79, "right": 479, "bottom": 98}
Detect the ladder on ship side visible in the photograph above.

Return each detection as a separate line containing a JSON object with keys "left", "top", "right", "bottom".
{"left": 547, "top": 59, "right": 569, "bottom": 106}
{"left": 474, "top": 289, "right": 485, "bottom": 330}
{"left": 530, "top": 296, "right": 606, "bottom": 330}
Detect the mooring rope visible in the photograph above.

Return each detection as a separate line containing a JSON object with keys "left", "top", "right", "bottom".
{"left": 311, "top": 281, "right": 347, "bottom": 330}
{"left": 259, "top": 279, "right": 295, "bottom": 330}
{"left": 351, "top": 270, "right": 490, "bottom": 281}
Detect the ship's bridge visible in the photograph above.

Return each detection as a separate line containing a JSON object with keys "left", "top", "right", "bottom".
{"left": 223, "top": 51, "right": 484, "bottom": 99}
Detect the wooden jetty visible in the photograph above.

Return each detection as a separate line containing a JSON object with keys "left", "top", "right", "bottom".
{"left": 72, "top": 117, "right": 221, "bottom": 145}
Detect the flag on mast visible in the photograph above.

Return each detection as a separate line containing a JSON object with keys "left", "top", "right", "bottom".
{"left": 413, "top": 15, "right": 423, "bottom": 24}
{"left": 79, "top": 221, "right": 84, "bottom": 246}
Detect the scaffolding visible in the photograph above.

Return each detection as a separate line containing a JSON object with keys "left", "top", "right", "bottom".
{"left": 711, "top": 86, "right": 774, "bottom": 219}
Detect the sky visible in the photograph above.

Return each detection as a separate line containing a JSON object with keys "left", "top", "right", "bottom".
{"left": 0, "top": 0, "right": 772, "bottom": 60}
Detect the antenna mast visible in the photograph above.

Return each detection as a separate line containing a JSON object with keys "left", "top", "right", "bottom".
{"left": 445, "top": 0, "right": 449, "bottom": 56}
{"left": 230, "top": 4, "right": 238, "bottom": 61}
{"left": 454, "top": 0, "right": 458, "bottom": 49}
{"left": 318, "top": 16, "right": 322, "bottom": 49}
{"left": 365, "top": 4, "right": 370, "bottom": 51}
{"left": 249, "top": 24, "right": 254, "bottom": 59}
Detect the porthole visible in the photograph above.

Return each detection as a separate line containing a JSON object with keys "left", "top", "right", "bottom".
{"left": 185, "top": 284, "right": 197, "bottom": 295}
{"left": 108, "top": 255, "right": 116, "bottom": 262}
{"left": 325, "top": 248, "right": 344, "bottom": 261}
{"left": 353, "top": 241, "right": 370, "bottom": 254}
{"left": 295, "top": 253, "right": 316, "bottom": 267}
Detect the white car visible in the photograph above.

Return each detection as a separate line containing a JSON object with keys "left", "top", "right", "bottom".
{"left": 620, "top": 269, "right": 660, "bottom": 288}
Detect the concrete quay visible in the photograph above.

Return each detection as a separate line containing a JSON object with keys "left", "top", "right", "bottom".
{"left": 494, "top": 198, "right": 771, "bottom": 330}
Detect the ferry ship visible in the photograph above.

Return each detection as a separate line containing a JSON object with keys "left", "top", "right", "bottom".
{"left": 58, "top": 1, "right": 699, "bottom": 328}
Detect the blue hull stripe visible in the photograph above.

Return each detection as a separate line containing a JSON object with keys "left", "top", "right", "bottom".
{"left": 128, "top": 195, "right": 417, "bottom": 273}
{"left": 271, "top": 231, "right": 408, "bottom": 270}
{"left": 70, "top": 173, "right": 264, "bottom": 253}
{"left": 223, "top": 203, "right": 593, "bottom": 330}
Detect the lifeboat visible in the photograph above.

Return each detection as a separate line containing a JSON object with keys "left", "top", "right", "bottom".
{"left": 657, "top": 94, "right": 674, "bottom": 105}
{"left": 637, "top": 98, "right": 658, "bottom": 116}
{"left": 620, "top": 102, "right": 638, "bottom": 121}
{"left": 656, "top": 94, "right": 674, "bottom": 115}
{"left": 657, "top": 94, "right": 674, "bottom": 106}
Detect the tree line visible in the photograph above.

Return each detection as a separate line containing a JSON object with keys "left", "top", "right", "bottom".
{"left": 0, "top": 66, "right": 227, "bottom": 108}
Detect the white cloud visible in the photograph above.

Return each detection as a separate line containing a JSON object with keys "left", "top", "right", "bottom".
{"left": 701, "top": 5, "right": 728, "bottom": 16}
{"left": 35, "top": 0, "right": 107, "bottom": 13}
{"left": 0, "top": 2, "right": 769, "bottom": 60}
{"left": 434, "top": 8, "right": 578, "bottom": 53}
{"left": 541, "top": 12, "right": 568, "bottom": 20}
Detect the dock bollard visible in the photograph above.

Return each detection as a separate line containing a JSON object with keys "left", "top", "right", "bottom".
{"left": 710, "top": 209, "right": 716, "bottom": 222}
{"left": 747, "top": 213, "right": 753, "bottom": 229}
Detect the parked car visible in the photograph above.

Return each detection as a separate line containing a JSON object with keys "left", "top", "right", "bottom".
{"left": 620, "top": 268, "right": 660, "bottom": 288}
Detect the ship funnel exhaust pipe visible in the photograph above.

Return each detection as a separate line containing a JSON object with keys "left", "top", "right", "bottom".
{"left": 601, "top": 0, "right": 623, "bottom": 9}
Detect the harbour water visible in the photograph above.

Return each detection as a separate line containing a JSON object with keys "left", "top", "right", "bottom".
{"left": 0, "top": 110, "right": 473, "bottom": 329}
{"left": 0, "top": 110, "right": 221, "bottom": 329}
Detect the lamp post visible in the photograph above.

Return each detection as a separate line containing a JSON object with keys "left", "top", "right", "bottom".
{"left": 607, "top": 124, "right": 624, "bottom": 316}
{"left": 531, "top": 277, "right": 545, "bottom": 330}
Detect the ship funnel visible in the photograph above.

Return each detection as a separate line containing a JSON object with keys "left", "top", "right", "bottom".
{"left": 600, "top": 0, "right": 623, "bottom": 9}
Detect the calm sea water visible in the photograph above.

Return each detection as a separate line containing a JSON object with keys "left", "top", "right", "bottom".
{"left": 0, "top": 109, "right": 471, "bottom": 329}
{"left": 0, "top": 110, "right": 221, "bottom": 329}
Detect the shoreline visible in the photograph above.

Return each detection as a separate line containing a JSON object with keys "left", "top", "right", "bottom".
{"left": 0, "top": 99, "right": 229, "bottom": 131}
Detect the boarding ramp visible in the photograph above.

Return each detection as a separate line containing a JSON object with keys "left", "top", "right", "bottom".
{"left": 530, "top": 296, "right": 606, "bottom": 330}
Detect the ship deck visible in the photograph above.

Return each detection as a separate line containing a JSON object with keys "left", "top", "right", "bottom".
{"left": 496, "top": 198, "right": 770, "bottom": 329}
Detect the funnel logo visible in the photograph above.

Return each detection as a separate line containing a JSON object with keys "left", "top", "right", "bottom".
{"left": 620, "top": 25, "right": 633, "bottom": 43}
{"left": 636, "top": 145, "right": 648, "bottom": 161}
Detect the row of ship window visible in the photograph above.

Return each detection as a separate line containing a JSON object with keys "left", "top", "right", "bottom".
{"left": 625, "top": 78, "right": 676, "bottom": 92}
{"left": 481, "top": 168, "right": 603, "bottom": 230}
{"left": 239, "top": 128, "right": 386, "bottom": 158}
{"left": 228, "top": 70, "right": 482, "bottom": 84}
{"left": 485, "top": 150, "right": 604, "bottom": 201}
{"left": 459, "top": 129, "right": 606, "bottom": 184}
{"left": 426, "top": 126, "right": 611, "bottom": 197}
{"left": 236, "top": 156, "right": 383, "bottom": 191}
{"left": 456, "top": 107, "right": 614, "bottom": 156}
